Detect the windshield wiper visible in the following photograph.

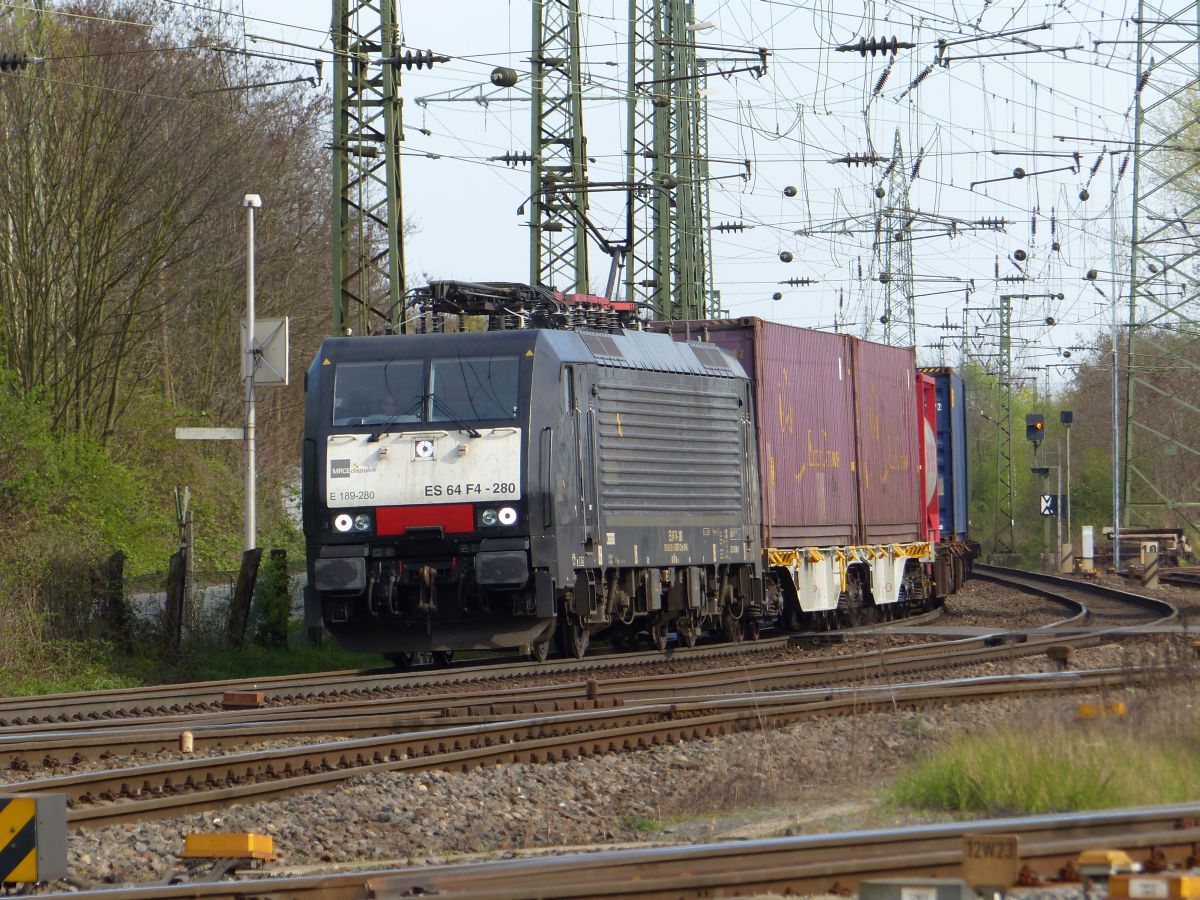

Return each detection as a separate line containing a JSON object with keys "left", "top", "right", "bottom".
{"left": 366, "top": 396, "right": 425, "bottom": 443}
{"left": 430, "top": 394, "right": 482, "bottom": 438}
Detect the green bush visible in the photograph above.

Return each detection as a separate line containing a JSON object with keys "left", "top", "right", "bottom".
{"left": 252, "top": 550, "right": 291, "bottom": 649}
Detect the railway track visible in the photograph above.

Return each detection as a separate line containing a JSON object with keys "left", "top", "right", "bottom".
{"left": 38, "top": 802, "right": 1200, "bottom": 898}
{"left": 7, "top": 663, "right": 1176, "bottom": 827}
{"left": 0, "top": 604, "right": 1099, "bottom": 770}
{"left": 1, "top": 569, "right": 1177, "bottom": 827}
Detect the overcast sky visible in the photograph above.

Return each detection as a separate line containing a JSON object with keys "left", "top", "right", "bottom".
{"left": 237, "top": 0, "right": 1166, "bottom": 382}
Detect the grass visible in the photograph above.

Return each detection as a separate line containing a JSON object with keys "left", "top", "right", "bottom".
{"left": 888, "top": 713, "right": 1200, "bottom": 816}
{"left": 620, "top": 815, "right": 665, "bottom": 836}
{"left": 0, "top": 627, "right": 386, "bottom": 697}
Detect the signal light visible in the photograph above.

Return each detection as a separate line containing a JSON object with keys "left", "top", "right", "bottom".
{"left": 1026, "top": 413, "right": 1046, "bottom": 443}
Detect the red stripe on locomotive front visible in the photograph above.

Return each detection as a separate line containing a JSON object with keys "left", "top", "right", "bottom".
{"left": 376, "top": 504, "right": 474, "bottom": 535}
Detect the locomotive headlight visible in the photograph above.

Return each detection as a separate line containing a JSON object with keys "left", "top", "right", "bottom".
{"left": 333, "top": 513, "right": 354, "bottom": 533}
{"left": 480, "top": 508, "right": 499, "bottom": 527}
{"left": 498, "top": 506, "right": 518, "bottom": 526}
{"left": 353, "top": 513, "right": 372, "bottom": 532}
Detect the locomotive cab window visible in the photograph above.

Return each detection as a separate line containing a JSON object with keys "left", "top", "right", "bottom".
{"left": 431, "top": 356, "right": 520, "bottom": 422}
{"left": 333, "top": 360, "right": 424, "bottom": 427}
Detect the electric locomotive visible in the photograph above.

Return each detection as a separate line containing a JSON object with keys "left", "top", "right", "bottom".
{"left": 302, "top": 282, "right": 768, "bottom": 663}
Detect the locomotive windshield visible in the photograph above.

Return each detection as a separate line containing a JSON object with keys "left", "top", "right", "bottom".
{"left": 333, "top": 360, "right": 424, "bottom": 426}
{"left": 331, "top": 355, "right": 521, "bottom": 427}
{"left": 430, "top": 356, "right": 520, "bottom": 422}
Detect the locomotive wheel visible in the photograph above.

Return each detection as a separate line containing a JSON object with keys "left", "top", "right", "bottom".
{"left": 530, "top": 639, "right": 551, "bottom": 663}
{"left": 721, "top": 609, "right": 744, "bottom": 643}
{"left": 432, "top": 651, "right": 454, "bottom": 667}
{"left": 648, "top": 615, "right": 669, "bottom": 653}
{"left": 387, "top": 652, "right": 417, "bottom": 670}
{"left": 562, "top": 615, "right": 590, "bottom": 659}
{"left": 678, "top": 613, "right": 701, "bottom": 648}
{"left": 745, "top": 617, "right": 761, "bottom": 641}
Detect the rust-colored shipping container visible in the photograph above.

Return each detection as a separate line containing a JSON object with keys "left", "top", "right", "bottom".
{"left": 849, "top": 337, "right": 921, "bottom": 543}
{"left": 653, "top": 318, "right": 922, "bottom": 549}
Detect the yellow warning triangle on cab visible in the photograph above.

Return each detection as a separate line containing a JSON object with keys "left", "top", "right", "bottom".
{"left": 525, "top": 350, "right": 534, "bottom": 356}
{"left": 322, "top": 358, "right": 331, "bottom": 365}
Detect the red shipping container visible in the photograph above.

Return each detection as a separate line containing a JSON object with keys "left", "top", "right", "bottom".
{"left": 654, "top": 318, "right": 859, "bottom": 547}
{"left": 654, "top": 318, "right": 927, "bottom": 549}
{"left": 849, "top": 338, "right": 921, "bottom": 544}
{"left": 915, "top": 372, "right": 941, "bottom": 544}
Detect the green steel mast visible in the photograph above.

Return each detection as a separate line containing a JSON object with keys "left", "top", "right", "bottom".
{"left": 331, "top": 0, "right": 405, "bottom": 336}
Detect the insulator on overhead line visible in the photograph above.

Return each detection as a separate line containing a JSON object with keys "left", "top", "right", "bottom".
{"left": 713, "top": 221, "right": 750, "bottom": 232}
{"left": 829, "top": 153, "right": 886, "bottom": 166}
{"left": 873, "top": 61, "right": 893, "bottom": 95}
{"left": 911, "top": 147, "right": 926, "bottom": 179}
{"left": 835, "top": 36, "right": 915, "bottom": 57}
{"left": 383, "top": 49, "right": 449, "bottom": 70}
{"left": 491, "top": 151, "right": 534, "bottom": 166}
{"left": 490, "top": 66, "right": 519, "bottom": 87}
{"left": 779, "top": 277, "right": 816, "bottom": 286}
{"left": 0, "top": 52, "right": 30, "bottom": 71}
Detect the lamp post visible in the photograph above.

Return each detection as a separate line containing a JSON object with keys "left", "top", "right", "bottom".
{"left": 1061, "top": 410, "right": 1074, "bottom": 570}
{"left": 243, "top": 193, "right": 262, "bottom": 553}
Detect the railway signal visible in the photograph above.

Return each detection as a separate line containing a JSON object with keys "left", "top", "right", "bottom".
{"left": 1025, "top": 412, "right": 1045, "bottom": 443}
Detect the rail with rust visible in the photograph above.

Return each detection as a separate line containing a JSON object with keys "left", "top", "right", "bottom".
{"left": 33, "top": 803, "right": 1200, "bottom": 898}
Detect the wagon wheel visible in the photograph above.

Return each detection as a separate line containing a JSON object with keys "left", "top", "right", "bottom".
{"left": 386, "top": 652, "right": 417, "bottom": 670}
{"left": 838, "top": 569, "right": 870, "bottom": 627}
{"left": 896, "top": 582, "right": 913, "bottom": 621}
{"left": 648, "top": 615, "right": 669, "bottom": 653}
{"left": 432, "top": 651, "right": 454, "bottom": 667}
{"left": 530, "top": 638, "right": 551, "bottom": 663}
{"left": 561, "top": 614, "right": 590, "bottom": 659}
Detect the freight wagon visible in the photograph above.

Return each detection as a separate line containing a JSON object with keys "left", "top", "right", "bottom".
{"left": 653, "top": 318, "right": 950, "bottom": 628}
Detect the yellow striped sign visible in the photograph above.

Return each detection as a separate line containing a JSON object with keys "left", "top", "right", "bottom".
{"left": 0, "top": 797, "right": 37, "bottom": 884}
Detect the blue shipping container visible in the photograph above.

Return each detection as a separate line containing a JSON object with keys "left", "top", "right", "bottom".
{"left": 920, "top": 367, "right": 969, "bottom": 541}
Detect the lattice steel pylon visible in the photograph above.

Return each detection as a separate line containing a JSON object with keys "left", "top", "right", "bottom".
{"left": 880, "top": 130, "right": 916, "bottom": 348}
{"left": 625, "top": 0, "right": 712, "bottom": 319}
{"left": 530, "top": 0, "right": 589, "bottom": 293}
{"left": 625, "top": 0, "right": 667, "bottom": 314}
{"left": 993, "top": 297, "right": 1016, "bottom": 558}
{"left": 331, "top": 0, "right": 405, "bottom": 336}
{"left": 1124, "top": 0, "right": 1200, "bottom": 537}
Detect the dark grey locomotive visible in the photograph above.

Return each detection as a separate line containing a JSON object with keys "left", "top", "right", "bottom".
{"left": 302, "top": 322, "right": 767, "bottom": 662}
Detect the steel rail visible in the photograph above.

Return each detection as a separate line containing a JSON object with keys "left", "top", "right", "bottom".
{"left": 32, "top": 803, "right": 1200, "bottom": 898}
{"left": 974, "top": 564, "right": 1178, "bottom": 624}
{"left": 0, "top": 634, "right": 805, "bottom": 725}
{"left": 0, "top": 575, "right": 1160, "bottom": 769}
{"left": 0, "top": 615, "right": 1096, "bottom": 770}
{"left": 6, "top": 665, "right": 1171, "bottom": 827}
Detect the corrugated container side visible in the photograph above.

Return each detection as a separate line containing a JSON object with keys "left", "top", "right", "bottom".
{"left": 657, "top": 319, "right": 859, "bottom": 548}
{"left": 850, "top": 338, "right": 921, "bottom": 544}
{"left": 948, "top": 370, "right": 969, "bottom": 540}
